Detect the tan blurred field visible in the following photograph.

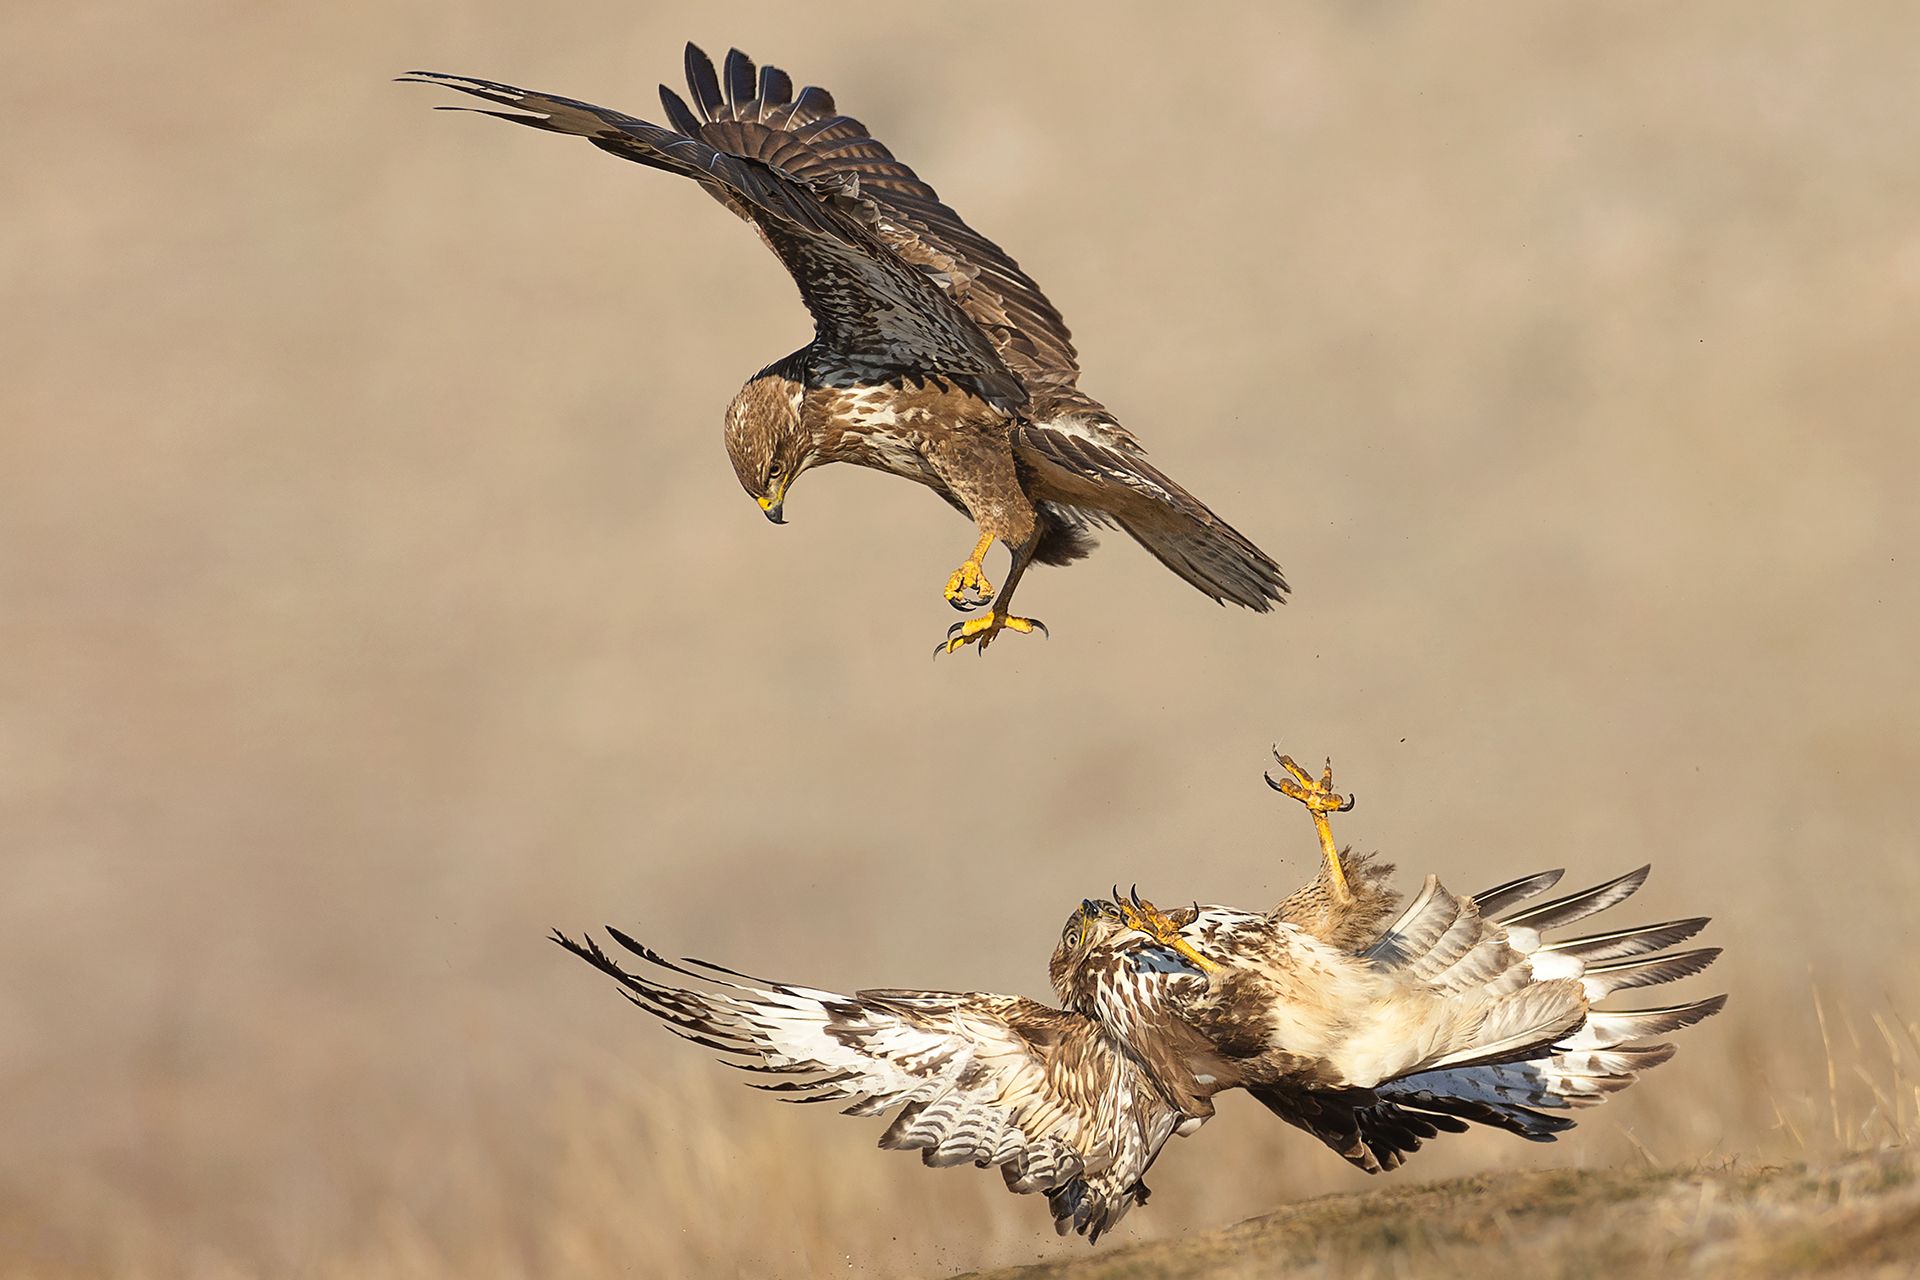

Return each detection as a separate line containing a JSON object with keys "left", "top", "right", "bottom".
{"left": 4, "top": 2, "right": 1918, "bottom": 1276}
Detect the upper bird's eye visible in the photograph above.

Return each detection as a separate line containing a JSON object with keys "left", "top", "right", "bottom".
{"left": 767, "top": 462, "right": 784, "bottom": 482}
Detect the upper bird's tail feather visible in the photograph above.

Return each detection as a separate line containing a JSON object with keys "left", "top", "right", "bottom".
{"left": 1118, "top": 513, "right": 1289, "bottom": 612}
{"left": 1010, "top": 419, "right": 1288, "bottom": 610}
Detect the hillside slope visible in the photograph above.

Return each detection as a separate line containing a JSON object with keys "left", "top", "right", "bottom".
{"left": 955, "top": 1151, "right": 1919, "bottom": 1280}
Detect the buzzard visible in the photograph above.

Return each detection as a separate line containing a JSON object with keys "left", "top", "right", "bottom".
{"left": 403, "top": 46, "right": 1287, "bottom": 652}
{"left": 555, "top": 753, "right": 1724, "bottom": 1241}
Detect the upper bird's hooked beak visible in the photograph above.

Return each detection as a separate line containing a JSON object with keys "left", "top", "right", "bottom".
{"left": 757, "top": 486, "right": 787, "bottom": 525}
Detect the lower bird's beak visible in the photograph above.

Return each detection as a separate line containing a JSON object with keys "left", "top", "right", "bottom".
{"left": 757, "top": 494, "right": 786, "bottom": 525}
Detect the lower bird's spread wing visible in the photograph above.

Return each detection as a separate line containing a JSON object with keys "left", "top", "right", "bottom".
{"left": 554, "top": 928, "right": 1173, "bottom": 1239}
{"left": 402, "top": 48, "right": 1039, "bottom": 410}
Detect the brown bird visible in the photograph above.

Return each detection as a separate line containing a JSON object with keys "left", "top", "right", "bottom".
{"left": 403, "top": 45, "right": 1287, "bottom": 652}
{"left": 554, "top": 751, "right": 1724, "bottom": 1240}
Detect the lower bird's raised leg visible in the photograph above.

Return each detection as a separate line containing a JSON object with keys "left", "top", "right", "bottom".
{"left": 1264, "top": 753, "right": 1356, "bottom": 902}
{"left": 936, "top": 531, "right": 1047, "bottom": 655}
{"left": 1115, "top": 887, "right": 1218, "bottom": 973}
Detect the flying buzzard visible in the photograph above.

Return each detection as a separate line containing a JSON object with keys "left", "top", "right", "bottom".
{"left": 403, "top": 45, "right": 1287, "bottom": 652}
{"left": 554, "top": 753, "right": 1724, "bottom": 1241}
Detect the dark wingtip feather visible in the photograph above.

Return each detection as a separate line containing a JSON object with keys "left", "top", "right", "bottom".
{"left": 602, "top": 925, "right": 720, "bottom": 984}
{"left": 723, "top": 48, "right": 756, "bottom": 112}
{"left": 549, "top": 927, "right": 590, "bottom": 958}
{"left": 603, "top": 923, "right": 654, "bottom": 960}
{"left": 684, "top": 42, "right": 723, "bottom": 121}
{"left": 658, "top": 85, "right": 700, "bottom": 137}
{"left": 794, "top": 84, "right": 836, "bottom": 118}
{"left": 759, "top": 63, "right": 794, "bottom": 107}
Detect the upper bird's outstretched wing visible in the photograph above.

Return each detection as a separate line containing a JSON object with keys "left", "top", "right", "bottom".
{"left": 554, "top": 927, "right": 1176, "bottom": 1240}
{"left": 402, "top": 44, "right": 1080, "bottom": 408}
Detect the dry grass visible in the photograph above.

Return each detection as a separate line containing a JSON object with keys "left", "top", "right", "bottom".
{"left": 7, "top": 992, "right": 1914, "bottom": 1278}
{"left": 956, "top": 1150, "right": 1920, "bottom": 1280}
{"left": 4, "top": 1, "right": 1918, "bottom": 1277}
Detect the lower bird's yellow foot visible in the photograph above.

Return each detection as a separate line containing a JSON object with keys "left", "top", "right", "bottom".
{"left": 935, "top": 611, "right": 1047, "bottom": 656}
{"left": 1264, "top": 752, "right": 1356, "bottom": 902}
{"left": 1115, "top": 887, "right": 1218, "bottom": 972}
{"left": 944, "top": 558, "right": 995, "bottom": 612}
{"left": 1266, "top": 754, "right": 1354, "bottom": 818}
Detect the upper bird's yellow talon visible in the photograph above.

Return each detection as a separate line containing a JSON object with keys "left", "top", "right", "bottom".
{"left": 1115, "top": 890, "right": 1218, "bottom": 973}
{"left": 944, "top": 559, "right": 996, "bottom": 611}
{"left": 944, "top": 533, "right": 999, "bottom": 611}
{"left": 936, "top": 611, "right": 1046, "bottom": 656}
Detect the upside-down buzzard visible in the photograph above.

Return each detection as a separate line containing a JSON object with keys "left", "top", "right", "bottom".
{"left": 554, "top": 753, "right": 1724, "bottom": 1240}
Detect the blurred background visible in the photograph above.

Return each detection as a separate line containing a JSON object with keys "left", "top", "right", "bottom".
{"left": 5, "top": 1, "right": 1917, "bottom": 1275}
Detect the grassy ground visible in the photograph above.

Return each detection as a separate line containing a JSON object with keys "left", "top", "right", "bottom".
{"left": 957, "top": 1151, "right": 1920, "bottom": 1280}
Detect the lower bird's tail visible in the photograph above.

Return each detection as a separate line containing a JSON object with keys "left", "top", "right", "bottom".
{"left": 1266, "top": 865, "right": 1723, "bottom": 1172}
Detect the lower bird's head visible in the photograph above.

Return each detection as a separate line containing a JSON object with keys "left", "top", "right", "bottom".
{"left": 1048, "top": 898, "right": 1126, "bottom": 1006}
{"left": 724, "top": 365, "right": 813, "bottom": 525}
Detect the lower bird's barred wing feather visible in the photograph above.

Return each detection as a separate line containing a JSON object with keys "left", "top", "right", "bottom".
{"left": 402, "top": 44, "right": 1078, "bottom": 407}
{"left": 553, "top": 928, "right": 1174, "bottom": 1239}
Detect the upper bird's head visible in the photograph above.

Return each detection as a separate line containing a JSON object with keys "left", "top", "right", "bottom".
{"left": 724, "top": 363, "right": 813, "bottom": 525}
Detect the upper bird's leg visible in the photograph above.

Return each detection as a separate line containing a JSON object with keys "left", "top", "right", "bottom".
{"left": 1115, "top": 887, "right": 1218, "bottom": 973}
{"left": 1264, "top": 753, "right": 1356, "bottom": 903}
{"left": 938, "top": 530, "right": 1048, "bottom": 655}
{"left": 944, "top": 532, "right": 997, "bottom": 612}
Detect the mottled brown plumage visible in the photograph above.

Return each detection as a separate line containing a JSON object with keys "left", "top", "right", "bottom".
{"left": 404, "top": 44, "right": 1288, "bottom": 651}
{"left": 1274, "top": 849, "right": 1402, "bottom": 950}
{"left": 554, "top": 752, "right": 1724, "bottom": 1240}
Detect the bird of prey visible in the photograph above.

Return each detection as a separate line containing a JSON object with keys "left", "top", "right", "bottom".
{"left": 403, "top": 45, "right": 1287, "bottom": 652}
{"left": 554, "top": 752, "right": 1724, "bottom": 1241}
